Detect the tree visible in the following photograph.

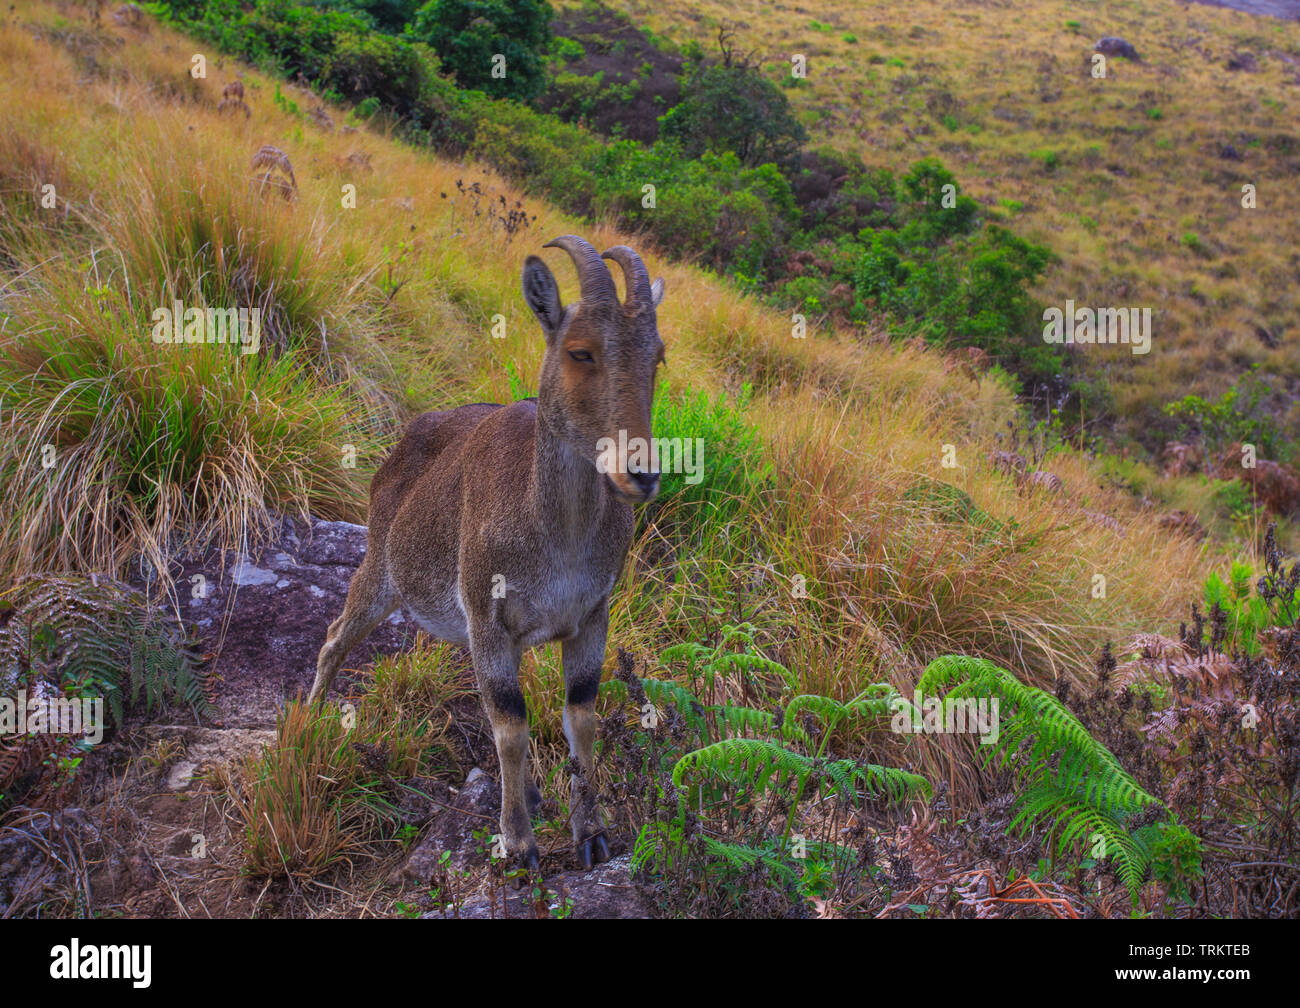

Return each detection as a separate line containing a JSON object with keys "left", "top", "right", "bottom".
{"left": 407, "top": 0, "right": 552, "bottom": 101}
{"left": 658, "top": 63, "right": 806, "bottom": 169}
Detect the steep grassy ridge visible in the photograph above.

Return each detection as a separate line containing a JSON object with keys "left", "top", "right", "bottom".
{"left": 0, "top": 1, "right": 1213, "bottom": 781}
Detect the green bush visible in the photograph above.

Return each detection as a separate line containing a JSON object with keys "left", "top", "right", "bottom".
{"left": 847, "top": 160, "right": 1058, "bottom": 383}
{"left": 322, "top": 31, "right": 438, "bottom": 119}
{"left": 614, "top": 625, "right": 926, "bottom": 916}
{"left": 1163, "top": 366, "right": 1290, "bottom": 463}
{"left": 323, "top": 0, "right": 422, "bottom": 34}
{"left": 648, "top": 383, "right": 772, "bottom": 535}
{"left": 1201, "top": 558, "right": 1300, "bottom": 657}
{"left": 407, "top": 0, "right": 552, "bottom": 100}
{"left": 658, "top": 63, "right": 806, "bottom": 169}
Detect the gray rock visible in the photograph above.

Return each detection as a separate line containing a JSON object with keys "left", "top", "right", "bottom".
{"left": 230, "top": 556, "right": 280, "bottom": 587}
{"left": 1095, "top": 37, "right": 1140, "bottom": 61}
{"left": 131, "top": 516, "right": 418, "bottom": 724}
{"left": 397, "top": 767, "right": 500, "bottom": 882}
{"left": 428, "top": 854, "right": 650, "bottom": 920}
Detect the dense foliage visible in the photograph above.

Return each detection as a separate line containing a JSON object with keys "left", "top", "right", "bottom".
{"left": 407, "top": 0, "right": 553, "bottom": 100}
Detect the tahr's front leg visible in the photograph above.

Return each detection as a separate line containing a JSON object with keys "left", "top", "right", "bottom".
{"left": 469, "top": 621, "right": 538, "bottom": 873}
{"left": 562, "top": 602, "right": 612, "bottom": 870}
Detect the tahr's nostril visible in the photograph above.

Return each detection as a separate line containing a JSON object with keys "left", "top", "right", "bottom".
{"left": 631, "top": 470, "right": 660, "bottom": 495}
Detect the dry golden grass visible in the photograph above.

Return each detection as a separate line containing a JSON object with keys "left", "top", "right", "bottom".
{"left": 0, "top": 1, "right": 1228, "bottom": 814}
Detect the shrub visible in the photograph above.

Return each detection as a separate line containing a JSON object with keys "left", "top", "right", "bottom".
{"left": 407, "top": 0, "right": 552, "bottom": 100}
{"left": 850, "top": 162, "right": 1057, "bottom": 383}
{"left": 322, "top": 30, "right": 438, "bottom": 119}
{"left": 605, "top": 627, "right": 927, "bottom": 917}
{"left": 658, "top": 62, "right": 806, "bottom": 169}
{"left": 1163, "top": 366, "right": 1290, "bottom": 462}
{"left": 919, "top": 654, "right": 1202, "bottom": 909}
{"left": 647, "top": 383, "right": 772, "bottom": 537}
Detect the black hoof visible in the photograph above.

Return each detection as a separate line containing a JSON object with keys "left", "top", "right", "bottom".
{"left": 577, "top": 832, "right": 610, "bottom": 871}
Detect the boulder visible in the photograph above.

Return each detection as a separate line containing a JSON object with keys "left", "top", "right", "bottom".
{"left": 1095, "top": 37, "right": 1140, "bottom": 62}
{"left": 134, "top": 516, "right": 418, "bottom": 724}
{"left": 397, "top": 767, "right": 500, "bottom": 880}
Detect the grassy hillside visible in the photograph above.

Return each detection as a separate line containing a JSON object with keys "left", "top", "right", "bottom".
{"left": 10, "top": 0, "right": 1296, "bottom": 918}
{"left": 0, "top": 0, "right": 1215, "bottom": 690}
{"left": 593, "top": 0, "right": 1300, "bottom": 452}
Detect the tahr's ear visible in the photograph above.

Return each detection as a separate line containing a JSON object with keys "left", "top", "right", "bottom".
{"left": 522, "top": 255, "right": 564, "bottom": 337}
{"left": 649, "top": 277, "right": 666, "bottom": 309}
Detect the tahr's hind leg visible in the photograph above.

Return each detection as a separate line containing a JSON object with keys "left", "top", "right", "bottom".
{"left": 308, "top": 558, "right": 395, "bottom": 703}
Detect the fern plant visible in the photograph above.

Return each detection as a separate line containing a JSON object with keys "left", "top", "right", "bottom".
{"left": 918, "top": 654, "right": 1202, "bottom": 908}
{"left": 0, "top": 574, "right": 211, "bottom": 729}
{"left": 1201, "top": 557, "right": 1298, "bottom": 657}
{"left": 618, "top": 625, "right": 929, "bottom": 915}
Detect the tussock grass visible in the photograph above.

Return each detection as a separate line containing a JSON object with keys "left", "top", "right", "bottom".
{"left": 354, "top": 638, "right": 474, "bottom": 779}
{"left": 225, "top": 640, "right": 470, "bottom": 881}
{"left": 224, "top": 701, "right": 396, "bottom": 880}
{"left": 0, "top": 256, "right": 383, "bottom": 583}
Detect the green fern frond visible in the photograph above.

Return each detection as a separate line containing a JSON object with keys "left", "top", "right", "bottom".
{"left": 782, "top": 688, "right": 912, "bottom": 744}
{"left": 699, "top": 837, "right": 796, "bottom": 884}
{"left": 0, "top": 574, "right": 211, "bottom": 728}
{"left": 672, "top": 737, "right": 929, "bottom": 805}
{"left": 918, "top": 653, "right": 1197, "bottom": 906}
{"left": 641, "top": 677, "right": 710, "bottom": 734}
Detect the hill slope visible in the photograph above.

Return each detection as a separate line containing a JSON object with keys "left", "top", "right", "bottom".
{"left": 0, "top": 0, "right": 1215, "bottom": 696}
{"left": 591, "top": 0, "right": 1300, "bottom": 451}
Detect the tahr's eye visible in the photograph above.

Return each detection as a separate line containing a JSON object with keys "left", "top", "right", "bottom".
{"left": 569, "top": 349, "right": 594, "bottom": 363}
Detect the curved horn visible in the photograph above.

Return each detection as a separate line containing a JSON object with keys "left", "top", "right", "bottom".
{"left": 601, "top": 245, "right": 653, "bottom": 308}
{"left": 542, "top": 234, "right": 617, "bottom": 305}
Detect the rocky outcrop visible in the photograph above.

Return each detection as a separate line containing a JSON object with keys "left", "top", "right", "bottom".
{"left": 136, "top": 516, "right": 418, "bottom": 724}
{"left": 1095, "top": 37, "right": 1140, "bottom": 61}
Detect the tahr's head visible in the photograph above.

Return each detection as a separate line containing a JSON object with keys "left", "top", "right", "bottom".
{"left": 523, "top": 235, "right": 666, "bottom": 503}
